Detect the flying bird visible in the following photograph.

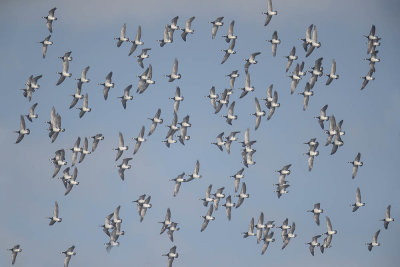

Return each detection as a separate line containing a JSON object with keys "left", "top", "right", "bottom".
{"left": 366, "top": 230, "right": 381, "bottom": 251}
{"left": 118, "top": 85, "right": 133, "bottom": 109}
{"left": 14, "top": 115, "right": 30, "bottom": 143}
{"left": 48, "top": 201, "right": 62, "bottom": 226}
{"left": 99, "top": 72, "right": 115, "bottom": 100}
{"left": 266, "top": 31, "right": 280, "bottom": 57}
{"left": 351, "top": 187, "right": 365, "bottom": 212}
{"left": 380, "top": 205, "right": 394, "bottom": 229}
{"left": 181, "top": 16, "right": 195, "bottom": 41}
{"left": 263, "top": 0, "right": 277, "bottom": 26}
{"left": 166, "top": 58, "right": 181, "bottom": 82}
{"left": 39, "top": 35, "right": 53, "bottom": 58}
{"left": 210, "top": 17, "right": 224, "bottom": 39}
{"left": 42, "top": 7, "right": 57, "bottom": 33}
{"left": 115, "top": 23, "right": 130, "bottom": 47}
{"left": 129, "top": 25, "right": 144, "bottom": 55}
{"left": 9, "top": 245, "right": 22, "bottom": 265}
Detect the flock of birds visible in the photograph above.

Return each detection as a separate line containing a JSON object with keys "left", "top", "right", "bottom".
{"left": 10, "top": 0, "right": 394, "bottom": 266}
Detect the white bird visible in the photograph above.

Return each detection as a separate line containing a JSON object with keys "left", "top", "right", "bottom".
{"left": 236, "top": 182, "right": 249, "bottom": 208}
{"left": 159, "top": 208, "right": 172, "bottom": 235}
{"left": 261, "top": 84, "right": 274, "bottom": 108}
{"left": 348, "top": 152, "right": 363, "bottom": 179}
{"left": 242, "top": 217, "right": 255, "bottom": 238}
{"left": 48, "top": 201, "right": 62, "bottom": 225}
{"left": 330, "top": 133, "right": 344, "bottom": 155}
{"left": 75, "top": 66, "right": 90, "bottom": 87}
{"left": 306, "top": 235, "right": 321, "bottom": 256}
{"left": 261, "top": 231, "right": 275, "bottom": 254}
{"left": 61, "top": 245, "right": 76, "bottom": 267}
{"left": 221, "top": 39, "right": 236, "bottom": 64}
{"left": 320, "top": 235, "right": 332, "bottom": 254}
{"left": 304, "top": 142, "right": 319, "bottom": 171}
{"left": 165, "top": 112, "right": 180, "bottom": 139}
{"left": 213, "top": 187, "right": 225, "bottom": 210}
{"left": 201, "top": 205, "right": 215, "bottom": 232}
{"left": 267, "top": 91, "right": 280, "bottom": 120}
{"left": 285, "top": 46, "right": 298, "bottom": 72}
{"left": 168, "top": 16, "right": 180, "bottom": 40}
{"left": 162, "top": 246, "right": 179, "bottom": 267}
{"left": 9, "top": 244, "right": 22, "bottom": 265}
{"left": 366, "top": 230, "right": 381, "bottom": 251}
{"left": 118, "top": 85, "right": 133, "bottom": 109}
{"left": 139, "top": 196, "right": 152, "bottom": 222}
{"left": 263, "top": 0, "right": 277, "bottom": 26}
{"left": 210, "top": 17, "right": 224, "bottom": 39}
{"left": 307, "top": 203, "right": 324, "bottom": 226}
{"left": 99, "top": 72, "right": 115, "bottom": 100}
{"left": 239, "top": 72, "right": 255, "bottom": 98}
{"left": 14, "top": 115, "right": 30, "bottom": 144}
{"left": 133, "top": 126, "right": 146, "bottom": 155}
{"left": 166, "top": 58, "right": 181, "bottom": 82}
{"left": 200, "top": 184, "right": 214, "bottom": 207}
{"left": 24, "top": 103, "right": 38, "bottom": 123}
{"left": 256, "top": 212, "right": 267, "bottom": 243}
{"left": 69, "top": 137, "right": 82, "bottom": 166}
{"left": 78, "top": 137, "right": 91, "bottom": 163}
{"left": 91, "top": 134, "right": 104, "bottom": 152}
{"left": 77, "top": 93, "right": 91, "bottom": 118}
{"left": 185, "top": 160, "right": 201, "bottom": 182}
{"left": 56, "top": 60, "right": 71, "bottom": 86}
{"left": 326, "top": 59, "right": 339, "bottom": 85}
{"left": 48, "top": 107, "right": 65, "bottom": 143}
{"left": 158, "top": 24, "right": 173, "bottom": 47}
{"left": 306, "top": 25, "right": 321, "bottom": 57}
{"left": 114, "top": 132, "right": 128, "bottom": 161}
{"left": 315, "top": 104, "right": 329, "bottom": 130}
{"left": 167, "top": 222, "right": 180, "bottom": 242}
{"left": 225, "top": 131, "right": 240, "bottom": 154}
{"left": 230, "top": 168, "right": 244, "bottom": 193}
{"left": 380, "top": 205, "right": 394, "bottom": 229}
{"left": 227, "top": 70, "right": 239, "bottom": 89}
{"left": 212, "top": 132, "right": 226, "bottom": 152}
{"left": 222, "top": 195, "right": 235, "bottom": 221}
{"left": 117, "top": 157, "right": 132, "bottom": 181}
{"left": 69, "top": 82, "right": 84, "bottom": 109}
{"left": 267, "top": 31, "right": 280, "bottom": 57}
{"left": 42, "top": 7, "right": 57, "bottom": 33}
{"left": 288, "top": 63, "right": 301, "bottom": 94}
{"left": 59, "top": 51, "right": 72, "bottom": 62}
{"left": 361, "top": 69, "right": 375, "bottom": 90}
{"left": 251, "top": 97, "right": 266, "bottom": 130}
{"left": 115, "top": 23, "right": 130, "bottom": 47}
{"left": 205, "top": 86, "right": 219, "bottom": 110}
{"left": 244, "top": 52, "right": 261, "bottom": 73}
{"left": 51, "top": 149, "right": 67, "bottom": 178}
{"left": 170, "top": 87, "right": 184, "bottom": 113}
{"left": 299, "top": 24, "right": 313, "bottom": 51}
{"left": 63, "top": 167, "right": 79, "bottom": 196}
{"left": 171, "top": 172, "right": 185, "bottom": 197}
{"left": 104, "top": 228, "right": 120, "bottom": 253}
{"left": 222, "top": 101, "right": 237, "bottom": 125}
{"left": 282, "top": 222, "right": 296, "bottom": 250}
{"left": 181, "top": 16, "right": 195, "bottom": 41}
{"left": 298, "top": 82, "right": 314, "bottom": 111}
{"left": 351, "top": 187, "right": 365, "bottom": 212}
{"left": 137, "top": 48, "right": 151, "bottom": 68}
{"left": 39, "top": 35, "right": 53, "bottom": 59}
{"left": 148, "top": 109, "right": 163, "bottom": 136}
{"left": 129, "top": 25, "right": 144, "bottom": 55}
{"left": 137, "top": 64, "right": 155, "bottom": 94}
{"left": 324, "top": 216, "right": 337, "bottom": 236}
{"left": 222, "top": 20, "right": 237, "bottom": 43}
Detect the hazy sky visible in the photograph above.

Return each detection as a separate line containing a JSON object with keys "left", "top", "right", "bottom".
{"left": 0, "top": 0, "right": 399, "bottom": 266}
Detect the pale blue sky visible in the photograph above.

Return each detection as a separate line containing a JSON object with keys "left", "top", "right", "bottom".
{"left": 0, "top": 0, "right": 399, "bottom": 266}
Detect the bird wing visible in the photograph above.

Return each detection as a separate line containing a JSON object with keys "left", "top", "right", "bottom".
{"left": 172, "top": 58, "right": 178, "bottom": 75}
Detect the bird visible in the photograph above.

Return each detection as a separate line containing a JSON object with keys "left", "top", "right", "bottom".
{"left": 69, "top": 82, "right": 84, "bottom": 109}
{"left": 181, "top": 16, "right": 195, "bottom": 41}
{"left": 227, "top": 70, "right": 239, "bottom": 89}
{"left": 56, "top": 60, "right": 72, "bottom": 86}
{"left": 91, "top": 134, "right": 104, "bottom": 152}
{"left": 364, "top": 25, "right": 380, "bottom": 41}
{"left": 222, "top": 20, "right": 237, "bottom": 43}
{"left": 99, "top": 72, "right": 115, "bottom": 100}
{"left": 200, "top": 205, "right": 215, "bottom": 232}
{"left": 14, "top": 115, "right": 30, "bottom": 144}
{"left": 212, "top": 132, "right": 226, "bottom": 152}
{"left": 9, "top": 244, "right": 22, "bottom": 265}
{"left": 48, "top": 201, "right": 62, "bottom": 225}
{"left": 159, "top": 208, "right": 172, "bottom": 235}
{"left": 113, "top": 205, "right": 123, "bottom": 224}
{"left": 320, "top": 235, "right": 332, "bottom": 254}
{"left": 210, "top": 17, "right": 224, "bottom": 39}
{"left": 282, "top": 222, "right": 296, "bottom": 250}
{"left": 214, "top": 89, "right": 230, "bottom": 114}
{"left": 361, "top": 69, "right": 375, "bottom": 90}
{"left": 380, "top": 205, "right": 394, "bottom": 229}
{"left": 168, "top": 16, "right": 180, "bottom": 40}
{"left": 242, "top": 150, "right": 256, "bottom": 168}
{"left": 170, "top": 87, "right": 184, "bottom": 113}
{"left": 157, "top": 24, "right": 173, "bottom": 47}
{"left": 256, "top": 212, "right": 267, "bottom": 243}
{"left": 304, "top": 142, "right": 319, "bottom": 171}
{"left": 244, "top": 52, "right": 261, "bottom": 73}
{"left": 330, "top": 133, "right": 344, "bottom": 155}
{"left": 324, "top": 115, "right": 337, "bottom": 146}
{"left": 242, "top": 217, "right": 256, "bottom": 238}
{"left": 222, "top": 195, "right": 235, "bottom": 221}
{"left": 63, "top": 167, "right": 79, "bottom": 196}
{"left": 315, "top": 104, "right": 329, "bottom": 130}
{"left": 267, "top": 91, "right": 280, "bottom": 120}
{"left": 364, "top": 50, "right": 380, "bottom": 72}
{"left": 139, "top": 195, "right": 152, "bottom": 222}
{"left": 116, "top": 157, "right": 133, "bottom": 180}
{"left": 115, "top": 23, "right": 130, "bottom": 47}
{"left": 213, "top": 187, "right": 226, "bottom": 210}
{"left": 148, "top": 109, "right": 163, "bottom": 136}
{"left": 348, "top": 153, "right": 363, "bottom": 179}
{"left": 104, "top": 228, "right": 120, "bottom": 253}
{"left": 261, "top": 231, "right": 275, "bottom": 254}
{"left": 222, "top": 101, "right": 237, "bottom": 125}
{"left": 42, "top": 7, "right": 57, "bottom": 33}
{"left": 309, "top": 57, "right": 323, "bottom": 88}
{"left": 306, "top": 235, "right": 321, "bottom": 256}
{"left": 39, "top": 35, "right": 53, "bottom": 58}
{"left": 200, "top": 184, "right": 214, "bottom": 207}
{"left": 225, "top": 131, "right": 240, "bottom": 154}
{"left": 69, "top": 137, "right": 82, "bottom": 166}
{"left": 78, "top": 137, "right": 91, "bottom": 163}
{"left": 326, "top": 59, "right": 339, "bottom": 85}
{"left": 50, "top": 149, "right": 67, "bottom": 178}
{"left": 307, "top": 203, "right": 324, "bottom": 225}
{"left": 48, "top": 107, "right": 65, "bottom": 143}
{"left": 167, "top": 222, "right": 180, "bottom": 242}
{"left": 185, "top": 160, "right": 201, "bottom": 182}
{"left": 221, "top": 39, "right": 236, "bottom": 64}
{"left": 77, "top": 93, "right": 91, "bottom": 118}
{"left": 118, "top": 85, "right": 133, "bottom": 109}
{"left": 351, "top": 187, "right": 366, "bottom": 212}
{"left": 324, "top": 216, "right": 337, "bottom": 236}
{"left": 59, "top": 51, "right": 72, "bottom": 62}
{"left": 287, "top": 63, "right": 302, "bottom": 94}
{"left": 24, "top": 103, "right": 38, "bottom": 123}
{"left": 137, "top": 48, "right": 151, "bottom": 68}
{"left": 266, "top": 31, "right": 280, "bottom": 57}
{"left": 366, "top": 230, "right": 381, "bottom": 251}
{"left": 137, "top": 64, "right": 155, "bottom": 94}
{"left": 298, "top": 82, "right": 314, "bottom": 111}
{"left": 61, "top": 246, "right": 76, "bottom": 267}
{"left": 164, "top": 133, "right": 178, "bottom": 149}
{"left": 129, "top": 25, "right": 144, "bottom": 55}
{"left": 162, "top": 246, "right": 179, "bottom": 267}
{"left": 251, "top": 97, "right": 266, "bottom": 130}
{"left": 133, "top": 126, "right": 146, "bottom": 155}
{"left": 239, "top": 72, "right": 255, "bottom": 98}
{"left": 75, "top": 66, "right": 90, "bottom": 88}
{"left": 285, "top": 46, "right": 298, "bottom": 72}
{"left": 205, "top": 86, "right": 219, "bottom": 110}
{"left": 166, "top": 58, "right": 181, "bottom": 82}
{"left": 114, "top": 132, "right": 128, "bottom": 161}
{"left": 230, "top": 168, "right": 245, "bottom": 192}
{"left": 171, "top": 172, "right": 185, "bottom": 197}
{"left": 133, "top": 194, "right": 147, "bottom": 213}
{"left": 299, "top": 24, "right": 314, "bottom": 51}
{"left": 236, "top": 182, "right": 249, "bottom": 208}
{"left": 263, "top": 0, "right": 277, "bottom": 26}
{"left": 306, "top": 25, "right": 321, "bottom": 57}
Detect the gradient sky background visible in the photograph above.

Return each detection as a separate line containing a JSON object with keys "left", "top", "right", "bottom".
{"left": 0, "top": 0, "right": 399, "bottom": 266}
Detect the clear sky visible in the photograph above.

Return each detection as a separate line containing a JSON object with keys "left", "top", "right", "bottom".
{"left": 0, "top": 0, "right": 399, "bottom": 266}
